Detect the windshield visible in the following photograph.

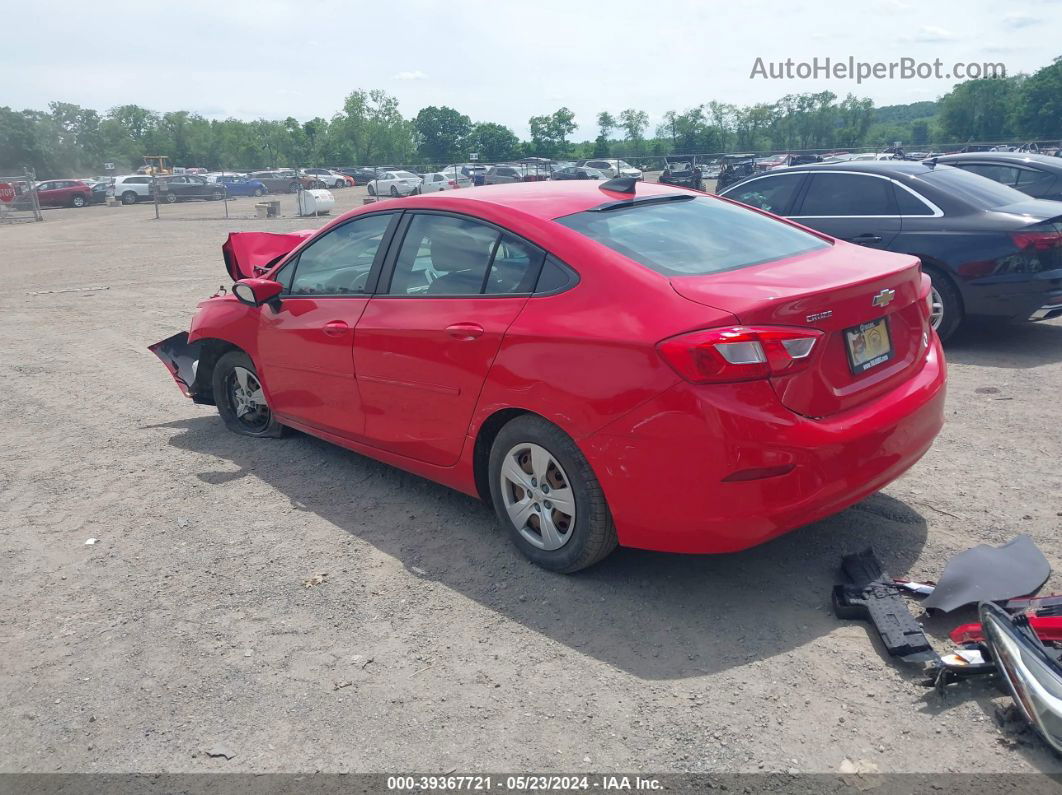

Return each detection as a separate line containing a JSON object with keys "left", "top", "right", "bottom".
{"left": 393, "top": 171, "right": 418, "bottom": 179}
{"left": 556, "top": 196, "right": 829, "bottom": 276}
{"left": 920, "top": 166, "right": 1032, "bottom": 209}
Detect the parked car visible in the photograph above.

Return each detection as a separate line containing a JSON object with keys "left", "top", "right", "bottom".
{"left": 483, "top": 165, "right": 530, "bottom": 185}
{"left": 302, "top": 168, "right": 349, "bottom": 189}
{"left": 250, "top": 171, "right": 304, "bottom": 194}
{"left": 34, "top": 179, "right": 94, "bottom": 208}
{"left": 417, "top": 172, "right": 460, "bottom": 192}
{"left": 658, "top": 161, "right": 704, "bottom": 189}
{"left": 367, "top": 170, "right": 421, "bottom": 196}
{"left": 157, "top": 175, "right": 226, "bottom": 203}
{"left": 151, "top": 180, "right": 945, "bottom": 573}
{"left": 578, "top": 159, "right": 643, "bottom": 180}
{"left": 86, "top": 180, "right": 108, "bottom": 205}
{"left": 551, "top": 166, "right": 606, "bottom": 181}
{"left": 206, "top": 174, "right": 268, "bottom": 197}
{"left": 719, "top": 161, "right": 1062, "bottom": 339}
{"left": 714, "top": 156, "right": 758, "bottom": 191}
{"left": 932, "top": 152, "right": 1062, "bottom": 202}
{"left": 437, "top": 166, "right": 473, "bottom": 189}
{"left": 334, "top": 167, "right": 373, "bottom": 185}
{"left": 108, "top": 175, "right": 155, "bottom": 204}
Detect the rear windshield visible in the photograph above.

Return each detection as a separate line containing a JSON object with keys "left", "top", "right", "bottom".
{"left": 555, "top": 196, "right": 829, "bottom": 276}
{"left": 920, "top": 166, "right": 1030, "bottom": 209}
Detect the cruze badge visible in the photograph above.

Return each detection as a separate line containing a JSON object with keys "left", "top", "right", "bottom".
{"left": 806, "top": 310, "right": 833, "bottom": 322}
{"left": 872, "top": 289, "right": 896, "bottom": 308}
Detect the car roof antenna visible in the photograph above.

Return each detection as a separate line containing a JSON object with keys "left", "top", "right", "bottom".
{"left": 600, "top": 176, "right": 637, "bottom": 194}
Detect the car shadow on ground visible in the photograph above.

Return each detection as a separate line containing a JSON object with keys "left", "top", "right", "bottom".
{"left": 945, "top": 319, "right": 1062, "bottom": 368}
{"left": 161, "top": 415, "right": 929, "bottom": 681}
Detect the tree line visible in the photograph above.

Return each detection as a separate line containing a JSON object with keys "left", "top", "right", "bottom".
{"left": 2, "top": 56, "right": 1059, "bottom": 178}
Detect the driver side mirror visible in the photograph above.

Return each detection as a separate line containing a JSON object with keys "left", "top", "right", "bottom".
{"left": 232, "top": 278, "right": 283, "bottom": 308}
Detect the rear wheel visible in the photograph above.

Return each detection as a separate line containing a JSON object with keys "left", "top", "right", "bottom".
{"left": 925, "top": 267, "right": 962, "bottom": 341}
{"left": 212, "top": 351, "right": 284, "bottom": 438}
{"left": 334, "top": 179, "right": 345, "bottom": 188}
{"left": 71, "top": 194, "right": 86, "bottom": 208}
{"left": 253, "top": 187, "right": 264, "bottom": 197}
{"left": 164, "top": 191, "right": 178, "bottom": 204}
{"left": 367, "top": 184, "right": 376, "bottom": 196}
{"left": 488, "top": 415, "right": 617, "bottom": 573}
{"left": 390, "top": 185, "right": 399, "bottom": 197}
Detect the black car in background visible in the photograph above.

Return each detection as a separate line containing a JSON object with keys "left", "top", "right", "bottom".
{"left": 156, "top": 175, "right": 226, "bottom": 203}
{"left": 335, "top": 167, "right": 377, "bottom": 185}
{"left": 550, "top": 166, "right": 605, "bottom": 180}
{"left": 658, "top": 160, "right": 705, "bottom": 189}
{"left": 719, "top": 161, "right": 1062, "bottom": 339}
{"left": 933, "top": 152, "right": 1062, "bottom": 202}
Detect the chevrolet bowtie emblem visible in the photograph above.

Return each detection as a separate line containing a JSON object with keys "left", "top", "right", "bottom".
{"left": 872, "top": 289, "right": 896, "bottom": 308}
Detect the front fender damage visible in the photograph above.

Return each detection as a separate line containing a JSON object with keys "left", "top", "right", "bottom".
{"left": 149, "top": 331, "right": 209, "bottom": 403}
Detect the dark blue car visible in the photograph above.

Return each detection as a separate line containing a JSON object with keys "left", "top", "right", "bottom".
{"left": 208, "top": 174, "right": 267, "bottom": 197}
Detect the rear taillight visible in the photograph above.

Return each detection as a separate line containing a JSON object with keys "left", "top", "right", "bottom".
{"left": 1012, "top": 230, "right": 1062, "bottom": 251}
{"left": 657, "top": 326, "right": 823, "bottom": 384}
{"left": 448, "top": 180, "right": 457, "bottom": 188}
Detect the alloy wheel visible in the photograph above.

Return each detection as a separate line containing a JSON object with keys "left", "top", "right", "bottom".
{"left": 500, "top": 442, "right": 576, "bottom": 551}
{"left": 929, "top": 284, "right": 945, "bottom": 331}
{"left": 226, "top": 366, "right": 270, "bottom": 432}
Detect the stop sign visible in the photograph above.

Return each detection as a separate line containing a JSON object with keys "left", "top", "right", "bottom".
{"left": 0, "top": 183, "right": 14, "bottom": 204}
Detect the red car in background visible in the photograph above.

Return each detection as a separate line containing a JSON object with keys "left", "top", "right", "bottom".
{"left": 151, "top": 180, "right": 946, "bottom": 572}
{"left": 35, "top": 179, "right": 94, "bottom": 208}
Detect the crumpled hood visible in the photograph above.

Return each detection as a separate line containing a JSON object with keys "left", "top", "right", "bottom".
{"left": 222, "top": 230, "right": 314, "bottom": 280}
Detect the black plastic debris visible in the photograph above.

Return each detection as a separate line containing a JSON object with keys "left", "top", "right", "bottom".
{"left": 922, "top": 534, "right": 1051, "bottom": 613}
{"left": 832, "top": 548, "right": 939, "bottom": 663}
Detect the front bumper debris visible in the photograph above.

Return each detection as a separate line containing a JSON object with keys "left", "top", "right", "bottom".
{"left": 148, "top": 332, "right": 205, "bottom": 399}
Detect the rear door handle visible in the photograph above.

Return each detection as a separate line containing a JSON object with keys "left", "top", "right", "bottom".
{"left": 446, "top": 322, "right": 484, "bottom": 340}
{"left": 322, "top": 320, "right": 349, "bottom": 337}
{"left": 851, "top": 233, "right": 883, "bottom": 245}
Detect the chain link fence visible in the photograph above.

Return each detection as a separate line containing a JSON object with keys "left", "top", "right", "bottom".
{"left": 0, "top": 171, "right": 43, "bottom": 223}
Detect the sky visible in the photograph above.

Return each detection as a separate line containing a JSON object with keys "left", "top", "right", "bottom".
{"left": 4, "top": 0, "right": 1060, "bottom": 139}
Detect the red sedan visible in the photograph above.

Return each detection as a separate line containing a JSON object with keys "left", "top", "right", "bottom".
{"left": 151, "top": 179, "right": 946, "bottom": 572}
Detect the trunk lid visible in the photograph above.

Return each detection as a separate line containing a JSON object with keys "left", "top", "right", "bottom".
{"left": 222, "top": 230, "right": 314, "bottom": 280}
{"left": 671, "top": 242, "right": 929, "bottom": 417}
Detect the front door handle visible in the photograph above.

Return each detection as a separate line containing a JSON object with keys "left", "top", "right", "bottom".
{"left": 851, "top": 233, "right": 883, "bottom": 245}
{"left": 446, "top": 322, "right": 484, "bottom": 340}
{"left": 322, "top": 320, "right": 349, "bottom": 337}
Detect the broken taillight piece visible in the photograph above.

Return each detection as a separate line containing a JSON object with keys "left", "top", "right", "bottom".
{"left": 656, "top": 326, "right": 823, "bottom": 384}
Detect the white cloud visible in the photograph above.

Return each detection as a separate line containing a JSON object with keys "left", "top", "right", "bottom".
{"left": 393, "top": 70, "right": 427, "bottom": 81}
{"left": 1002, "top": 13, "right": 1039, "bottom": 27}
{"left": 903, "top": 25, "right": 959, "bottom": 43}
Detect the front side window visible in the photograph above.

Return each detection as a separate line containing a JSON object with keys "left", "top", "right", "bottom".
{"left": 556, "top": 196, "right": 828, "bottom": 277}
{"left": 287, "top": 213, "right": 393, "bottom": 296}
{"left": 798, "top": 174, "right": 896, "bottom": 216}
{"left": 723, "top": 174, "right": 804, "bottom": 215}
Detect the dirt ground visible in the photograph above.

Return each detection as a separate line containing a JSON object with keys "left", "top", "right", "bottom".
{"left": 1, "top": 187, "right": 1061, "bottom": 777}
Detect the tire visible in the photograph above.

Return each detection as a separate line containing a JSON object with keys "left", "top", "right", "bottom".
{"left": 334, "top": 179, "right": 344, "bottom": 188}
{"left": 253, "top": 187, "right": 264, "bottom": 197}
{"left": 367, "top": 184, "right": 376, "bottom": 196}
{"left": 71, "top": 194, "right": 86, "bottom": 208}
{"left": 212, "top": 351, "right": 285, "bottom": 438}
{"left": 121, "top": 191, "right": 138, "bottom": 205}
{"left": 488, "top": 415, "right": 617, "bottom": 573}
{"left": 164, "top": 192, "right": 177, "bottom": 204}
{"left": 390, "top": 185, "right": 399, "bottom": 197}
{"left": 924, "top": 266, "right": 963, "bottom": 342}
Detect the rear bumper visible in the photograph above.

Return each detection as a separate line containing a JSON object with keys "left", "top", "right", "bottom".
{"left": 584, "top": 336, "right": 946, "bottom": 554}
{"left": 964, "top": 271, "right": 1062, "bottom": 321}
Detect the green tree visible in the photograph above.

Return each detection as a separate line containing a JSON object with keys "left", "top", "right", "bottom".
{"left": 938, "top": 76, "right": 1023, "bottom": 142}
{"left": 1016, "top": 56, "right": 1062, "bottom": 139}
{"left": 413, "top": 106, "right": 472, "bottom": 164}
{"left": 467, "top": 122, "right": 520, "bottom": 162}
{"left": 528, "top": 107, "right": 577, "bottom": 157}
{"left": 335, "top": 89, "right": 414, "bottom": 164}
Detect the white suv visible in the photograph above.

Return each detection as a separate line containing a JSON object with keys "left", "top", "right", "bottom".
{"left": 108, "top": 175, "right": 155, "bottom": 204}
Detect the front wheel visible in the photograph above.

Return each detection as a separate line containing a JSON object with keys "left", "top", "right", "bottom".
{"left": 367, "top": 184, "right": 376, "bottom": 196}
{"left": 488, "top": 415, "right": 617, "bottom": 573}
{"left": 253, "top": 187, "right": 264, "bottom": 197}
{"left": 121, "top": 191, "right": 138, "bottom": 205}
{"left": 390, "top": 185, "right": 399, "bottom": 197}
{"left": 925, "top": 268, "right": 962, "bottom": 341}
{"left": 212, "top": 351, "right": 284, "bottom": 438}
{"left": 334, "top": 179, "right": 345, "bottom": 188}
{"left": 164, "top": 191, "right": 177, "bottom": 204}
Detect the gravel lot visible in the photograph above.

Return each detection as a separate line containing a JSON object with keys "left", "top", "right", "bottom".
{"left": 2, "top": 187, "right": 1061, "bottom": 776}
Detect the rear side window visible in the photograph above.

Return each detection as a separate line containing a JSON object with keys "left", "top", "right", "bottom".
{"left": 724, "top": 174, "right": 804, "bottom": 215}
{"left": 894, "top": 186, "right": 936, "bottom": 216}
{"left": 919, "top": 166, "right": 1030, "bottom": 209}
{"left": 555, "top": 196, "right": 828, "bottom": 277}
{"left": 957, "top": 163, "right": 1022, "bottom": 187}
{"left": 797, "top": 174, "right": 896, "bottom": 216}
